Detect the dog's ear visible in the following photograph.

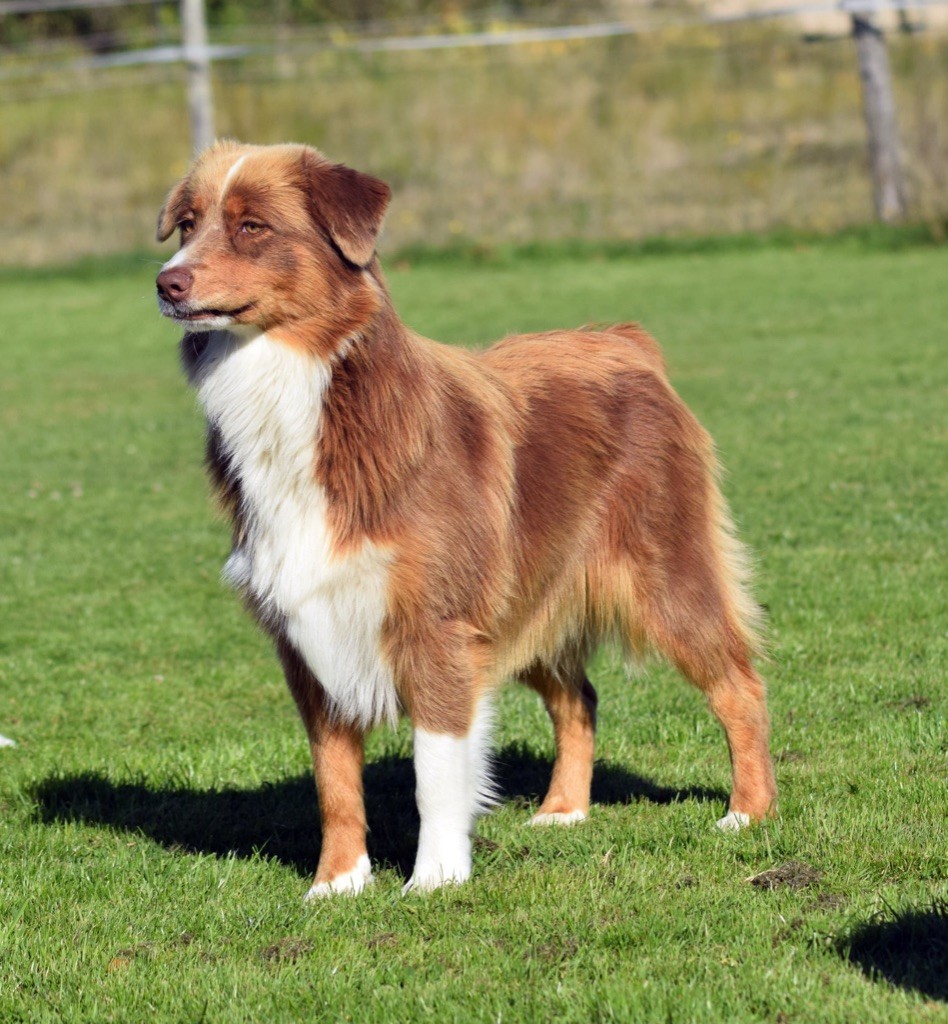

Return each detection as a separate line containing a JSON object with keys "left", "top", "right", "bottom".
{"left": 156, "top": 176, "right": 192, "bottom": 243}
{"left": 302, "top": 153, "right": 390, "bottom": 268}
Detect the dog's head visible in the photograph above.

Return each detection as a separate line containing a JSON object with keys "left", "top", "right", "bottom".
{"left": 156, "top": 141, "right": 390, "bottom": 352}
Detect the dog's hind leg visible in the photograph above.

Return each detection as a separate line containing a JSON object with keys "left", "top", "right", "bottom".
{"left": 521, "top": 663, "right": 598, "bottom": 825}
{"left": 621, "top": 592, "right": 776, "bottom": 827}
{"left": 621, "top": 549, "right": 778, "bottom": 828}
{"left": 703, "top": 661, "right": 777, "bottom": 829}
{"left": 602, "top": 364, "right": 776, "bottom": 828}
{"left": 622, "top": 563, "right": 777, "bottom": 827}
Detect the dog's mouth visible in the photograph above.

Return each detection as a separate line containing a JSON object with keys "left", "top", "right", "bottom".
{"left": 158, "top": 297, "right": 257, "bottom": 331}
{"left": 163, "top": 302, "right": 255, "bottom": 322}
{"left": 181, "top": 304, "right": 256, "bottom": 324}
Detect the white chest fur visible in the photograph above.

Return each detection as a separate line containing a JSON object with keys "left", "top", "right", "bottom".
{"left": 193, "top": 331, "right": 400, "bottom": 729}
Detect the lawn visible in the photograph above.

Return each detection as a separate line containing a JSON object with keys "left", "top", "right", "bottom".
{"left": 0, "top": 237, "right": 945, "bottom": 1022}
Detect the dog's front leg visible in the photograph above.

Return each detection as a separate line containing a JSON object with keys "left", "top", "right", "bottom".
{"left": 278, "top": 641, "right": 372, "bottom": 899}
{"left": 404, "top": 695, "right": 495, "bottom": 893}
{"left": 305, "top": 715, "right": 371, "bottom": 898}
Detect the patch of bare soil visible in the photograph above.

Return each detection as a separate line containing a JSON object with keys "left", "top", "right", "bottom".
{"left": 747, "top": 861, "right": 823, "bottom": 890}
{"left": 260, "top": 937, "right": 314, "bottom": 963}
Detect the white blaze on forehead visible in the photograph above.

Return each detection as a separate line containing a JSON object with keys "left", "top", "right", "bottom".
{"left": 219, "top": 153, "right": 249, "bottom": 203}
{"left": 160, "top": 153, "right": 250, "bottom": 271}
{"left": 162, "top": 245, "right": 190, "bottom": 271}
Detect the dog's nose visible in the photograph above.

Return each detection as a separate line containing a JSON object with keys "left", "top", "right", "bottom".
{"left": 156, "top": 267, "right": 194, "bottom": 303}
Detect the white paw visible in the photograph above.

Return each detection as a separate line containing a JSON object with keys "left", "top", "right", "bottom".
{"left": 303, "top": 854, "right": 373, "bottom": 900}
{"left": 403, "top": 834, "right": 472, "bottom": 894}
{"left": 716, "top": 810, "right": 751, "bottom": 833}
{"left": 529, "top": 809, "right": 587, "bottom": 826}
{"left": 0, "top": 735, "right": 17, "bottom": 749}
{"left": 402, "top": 863, "right": 470, "bottom": 894}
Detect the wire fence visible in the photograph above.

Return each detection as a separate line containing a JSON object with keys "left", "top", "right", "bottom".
{"left": 3, "top": 3, "right": 946, "bottom": 265}
{"left": 3, "top": 1, "right": 946, "bottom": 73}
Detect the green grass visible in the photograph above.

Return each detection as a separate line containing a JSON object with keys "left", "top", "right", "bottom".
{"left": 1, "top": 238, "right": 946, "bottom": 1022}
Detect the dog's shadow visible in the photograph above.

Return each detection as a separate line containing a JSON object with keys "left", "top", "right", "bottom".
{"left": 840, "top": 903, "right": 948, "bottom": 1002}
{"left": 32, "top": 745, "right": 725, "bottom": 878}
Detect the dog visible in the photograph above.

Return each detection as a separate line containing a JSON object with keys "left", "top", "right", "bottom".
{"left": 156, "top": 141, "right": 777, "bottom": 897}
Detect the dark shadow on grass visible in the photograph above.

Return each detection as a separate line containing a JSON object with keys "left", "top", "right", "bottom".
{"left": 495, "top": 741, "right": 727, "bottom": 810}
{"left": 32, "top": 744, "right": 727, "bottom": 879}
{"left": 840, "top": 902, "right": 948, "bottom": 1001}
{"left": 32, "top": 757, "right": 419, "bottom": 879}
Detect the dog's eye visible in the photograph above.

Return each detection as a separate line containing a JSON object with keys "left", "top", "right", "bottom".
{"left": 179, "top": 218, "right": 196, "bottom": 237}
{"left": 240, "top": 221, "right": 266, "bottom": 236}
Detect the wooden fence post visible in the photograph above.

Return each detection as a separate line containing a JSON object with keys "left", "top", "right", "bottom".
{"left": 182, "top": 0, "right": 215, "bottom": 154}
{"left": 851, "top": 11, "right": 908, "bottom": 223}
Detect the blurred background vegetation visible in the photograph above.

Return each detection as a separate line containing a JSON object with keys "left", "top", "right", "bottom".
{"left": 2, "top": 0, "right": 946, "bottom": 265}
{"left": 4, "top": 0, "right": 592, "bottom": 45}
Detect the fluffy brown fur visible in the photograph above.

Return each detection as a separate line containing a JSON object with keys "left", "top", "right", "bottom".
{"left": 157, "top": 141, "right": 777, "bottom": 896}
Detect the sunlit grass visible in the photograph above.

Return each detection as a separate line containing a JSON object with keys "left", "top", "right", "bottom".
{"left": 0, "top": 238, "right": 945, "bottom": 1021}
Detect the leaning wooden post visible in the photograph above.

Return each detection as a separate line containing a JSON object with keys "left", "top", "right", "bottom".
{"left": 182, "top": 0, "right": 215, "bottom": 154}
{"left": 851, "top": 9, "right": 908, "bottom": 223}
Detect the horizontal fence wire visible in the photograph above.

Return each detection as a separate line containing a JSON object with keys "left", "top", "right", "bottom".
{"left": 2, "top": 3, "right": 946, "bottom": 264}
{"left": 2, "top": 1, "right": 947, "bottom": 76}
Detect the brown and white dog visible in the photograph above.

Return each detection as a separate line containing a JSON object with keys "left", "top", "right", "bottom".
{"left": 156, "top": 141, "right": 777, "bottom": 897}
